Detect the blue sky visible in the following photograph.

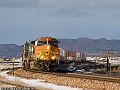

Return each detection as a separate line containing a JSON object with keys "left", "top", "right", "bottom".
{"left": 0, "top": 0, "right": 120, "bottom": 45}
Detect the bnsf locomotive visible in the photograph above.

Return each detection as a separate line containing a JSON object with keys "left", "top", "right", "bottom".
{"left": 22, "top": 36, "right": 60, "bottom": 71}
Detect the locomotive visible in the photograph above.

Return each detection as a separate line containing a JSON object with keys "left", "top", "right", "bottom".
{"left": 22, "top": 36, "right": 60, "bottom": 71}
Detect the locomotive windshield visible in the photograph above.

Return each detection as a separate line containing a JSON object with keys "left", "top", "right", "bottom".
{"left": 37, "top": 40, "right": 47, "bottom": 46}
{"left": 37, "top": 39, "right": 59, "bottom": 47}
{"left": 48, "top": 41, "right": 58, "bottom": 47}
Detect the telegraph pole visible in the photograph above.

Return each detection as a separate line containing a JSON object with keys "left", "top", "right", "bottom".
{"left": 13, "top": 57, "right": 15, "bottom": 77}
{"left": 106, "top": 50, "right": 110, "bottom": 71}
{"left": 102, "top": 49, "right": 114, "bottom": 73}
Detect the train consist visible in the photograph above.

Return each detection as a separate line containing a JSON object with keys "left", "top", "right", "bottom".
{"left": 22, "top": 36, "right": 86, "bottom": 71}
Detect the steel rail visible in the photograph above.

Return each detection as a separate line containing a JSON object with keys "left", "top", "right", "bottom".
{"left": 0, "top": 67, "right": 38, "bottom": 90}
{"left": 0, "top": 80, "right": 25, "bottom": 87}
{"left": 23, "top": 67, "right": 120, "bottom": 83}
{"left": 0, "top": 80, "right": 36, "bottom": 90}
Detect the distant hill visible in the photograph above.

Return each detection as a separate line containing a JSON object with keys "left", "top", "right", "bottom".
{"left": 58, "top": 38, "right": 120, "bottom": 55}
{"left": 1, "top": 38, "right": 120, "bottom": 57}
{"left": 0, "top": 44, "right": 22, "bottom": 57}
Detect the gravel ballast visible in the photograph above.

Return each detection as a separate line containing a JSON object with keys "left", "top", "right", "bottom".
{"left": 14, "top": 68, "right": 120, "bottom": 90}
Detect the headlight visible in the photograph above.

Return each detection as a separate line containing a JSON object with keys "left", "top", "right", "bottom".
{"left": 51, "top": 56, "right": 56, "bottom": 60}
{"left": 47, "top": 45, "right": 50, "bottom": 49}
{"left": 40, "top": 55, "right": 44, "bottom": 59}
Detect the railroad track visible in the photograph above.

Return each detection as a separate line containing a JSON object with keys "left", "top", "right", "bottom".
{"left": 0, "top": 80, "right": 35, "bottom": 90}
{"left": 23, "top": 67, "right": 120, "bottom": 83}
{"left": 67, "top": 72, "right": 120, "bottom": 83}
{"left": 0, "top": 67, "right": 22, "bottom": 71}
{"left": 0, "top": 67, "right": 38, "bottom": 90}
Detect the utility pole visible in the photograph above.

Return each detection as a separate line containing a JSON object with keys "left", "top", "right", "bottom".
{"left": 106, "top": 50, "right": 110, "bottom": 71}
{"left": 13, "top": 57, "right": 15, "bottom": 77}
{"left": 102, "top": 49, "right": 114, "bottom": 73}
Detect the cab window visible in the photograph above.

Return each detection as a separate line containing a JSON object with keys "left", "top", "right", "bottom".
{"left": 48, "top": 41, "right": 58, "bottom": 47}
{"left": 37, "top": 40, "right": 47, "bottom": 46}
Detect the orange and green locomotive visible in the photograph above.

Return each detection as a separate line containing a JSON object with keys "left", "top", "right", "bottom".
{"left": 22, "top": 36, "right": 60, "bottom": 71}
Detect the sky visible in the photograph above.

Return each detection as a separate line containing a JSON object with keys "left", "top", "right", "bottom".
{"left": 0, "top": 0, "right": 120, "bottom": 45}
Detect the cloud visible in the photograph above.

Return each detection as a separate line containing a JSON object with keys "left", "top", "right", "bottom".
{"left": 0, "top": 0, "right": 120, "bottom": 44}
{"left": 51, "top": 8, "right": 89, "bottom": 18}
{"left": 0, "top": 0, "right": 40, "bottom": 8}
{"left": 1, "top": 0, "right": 120, "bottom": 9}
{"left": 86, "top": 0, "right": 120, "bottom": 9}
{"left": 0, "top": 0, "right": 120, "bottom": 18}
{"left": 38, "top": 0, "right": 90, "bottom": 18}
{"left": 37, "top": 0, "right": 120, "bottom": 18}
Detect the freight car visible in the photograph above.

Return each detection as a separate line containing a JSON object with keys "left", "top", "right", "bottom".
{"left": 59, "top": 48, "right": 86, "bottom": 63}
{"left": 22, "top": 36, "right": 60, "bottom": 71}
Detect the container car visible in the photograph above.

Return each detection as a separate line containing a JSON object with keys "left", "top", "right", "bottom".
{"left": 59, "top": 48, "right": 86, "bottom": 62}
